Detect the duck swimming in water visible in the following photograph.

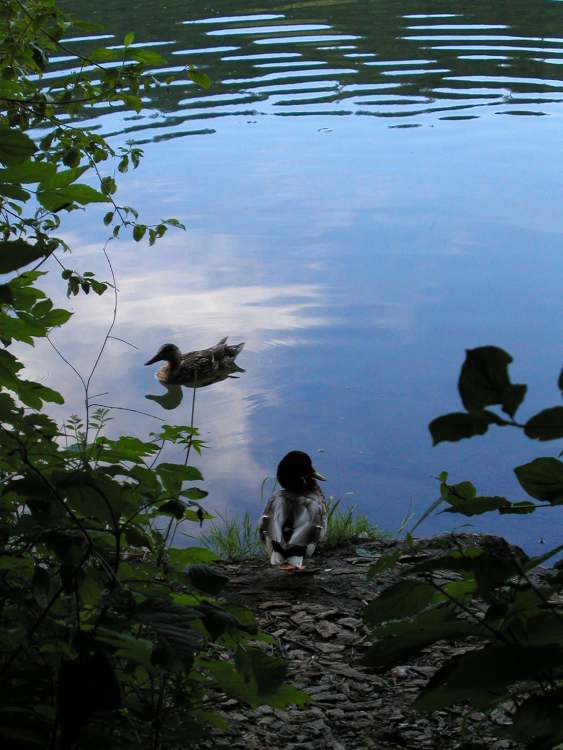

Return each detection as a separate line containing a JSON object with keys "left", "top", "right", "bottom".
{"left": 144, "top": 337, "right": 244, "bottom": 385}
{"left": 259, "top": 451, "right": 327, "bottom": 572}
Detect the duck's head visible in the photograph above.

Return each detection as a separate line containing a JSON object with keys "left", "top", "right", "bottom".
{"left": 145, "top": 343, "right": 182, "bottom": 366}
{"left": 276, "top": 450, "right": 326, "bottom": 493}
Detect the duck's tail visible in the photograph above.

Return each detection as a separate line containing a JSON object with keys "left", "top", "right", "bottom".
{"left": 226, "top": 341, "right": 244, "bottom": 359}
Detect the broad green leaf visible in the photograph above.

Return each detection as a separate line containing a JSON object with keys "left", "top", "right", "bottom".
{"left": 186, "top": 564, "right": 228, "bottom": 595}
{"left": 524, "top": 542, "right": 563, "bottom": 573}
{"left": 187, "top": 67, "right": 212, "bottom": 90}
{"left": 508, "top": 691, "right": 563, "bottom": 749}
{"left": 364, "top": 607, "right": 483, "bottom": 668}
{"left": 0, "top": 183, "right": 30, "bottom": 201}
{"left": 96, "top": 629, "right": 154, "bottom": 668}
{"left": 524, "top": 407, "right": 563, "bottom": 441}
{"left": 367, "top": 550, "right": 402, "bottom": 578}
{"left": 98, "top": 435, "right": 159, "bottom": 463}
{"left": 363, "top": 580, "right": 437, "bottom": 626}
{"left": 181, "top": 487, "right": 208, "bottom": 500}
{"left": 169, "top": 547, "right": 218, "bottom": 567}
{"left": 411, "top": 546, "right": 522, "bottom": 594}
{"left": 416, "top": 645, "right": 563, "bottom": 711}
{"left": 133, "top": 224, "right": 146, "bottom": 241}
{"left": 0, "top": 127, "right": 37, "bottom": 165}
{"left": 515, "top": 457, "right": 563, "bottom": 505}
{"left": 0, "top": 161, "right": 55, "bottom": 183}
{"left": 124, "top": 32, "right": 135, "bottom": 47}
{"left": 89, "top": 48, "right": 121, "bottom": 63}
{"left": 123, "top": 525, "right": 152, "bottom": 548}
{"left": 0, "top": 240, "right": 48, "bottom": 274}
{"left": 202, "top": 647, "right": 308, "bottom": 708}
{"left": 159, "top": 499, "right": 185, "bottom": 518}
{"left": 457, "top": 346, "right": 526, "bottom": 417}
{"left": 39, "top": 166, "right": 88, "bottom": 190}
{"left": 441, "top": 494, "right": 510, "bottom": 517}
{"left": 126, "top": 49, "right": 167, "bottom": 65}
{"left": 156, "top": 462, "right": 204, "bottom": 493}
{"left": 429, "top": 410, "right": 505, "bottom": 445}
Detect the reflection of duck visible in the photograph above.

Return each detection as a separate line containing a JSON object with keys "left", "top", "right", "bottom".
{"left": 145, "top": 361, "right": 245, "bottom": 409}
{"left": 259, "top": 451, "right": 327, "bottom": 572}
{"left": 144, "top": 337, "right": 244, "bottom": 385}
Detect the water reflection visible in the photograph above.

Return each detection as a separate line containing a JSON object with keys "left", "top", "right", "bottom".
{"left": 145, "top": 362, "right": 246, "bottom": 409}
{"left": 55, "top": 0, "right": 563, "bottom": 140}
{"left": 36, "top": 0, "right": 563, "bottom": 555}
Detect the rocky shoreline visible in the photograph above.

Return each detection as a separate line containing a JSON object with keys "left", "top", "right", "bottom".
{"left": 198, "top": 536, "right": 523, "bottom": 750}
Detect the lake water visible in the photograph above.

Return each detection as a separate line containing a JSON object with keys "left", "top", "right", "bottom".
{"left": 30, "top": 0, "right": 563, "bottom": 553}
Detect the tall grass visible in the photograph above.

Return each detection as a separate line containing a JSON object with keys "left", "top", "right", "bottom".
{"left": 198, "top": 512, "right": 264, "bottom": 561}
{"left": 324, "top": 497, "right": 382, "bottom": 549}
{"left": 198, "top": 497, "right": 382, "bottom": 561}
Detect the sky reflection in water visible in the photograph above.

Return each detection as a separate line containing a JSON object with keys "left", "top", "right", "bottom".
{"left": 32, "top": 0, "right": 563, "bottom": 553}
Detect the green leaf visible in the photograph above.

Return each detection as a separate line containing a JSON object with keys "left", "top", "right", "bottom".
{"left": 0, "top": 160, "right": 55, "bottom": 183}
{"left": 508, "top": 691, "right": 563, "bottom": 749}
{"left": 133, "top": 224, "right": 146, "bottom": 241}
{"left": 37, "top": 183, "right": 108, "bottom": 211}
{"left": 126, "top": 49, "right": 167, "bottom": 65}
{"left": 416, "top": 645, "right": 563, "bottom": 711}
{"left": 441, "top": 494, "right": 510, "bottom": 517}
{"left": 429, "top": 410, "right": 504, "bottom": 445}
{"left": 457, "top": 346, "right": 526, "bottom": 417}
{"left": 124, "top": 32, "right": 135, "bottom": 47}
{"left": 0, "top": 183, "right": 30, "bottom": 201}
{"left": 411, "top": 546, "right": 522, "bottom": 594}
{"left": 100, "top": 176, "right": 116, "bottom": 195}
{"left": 524, "top": 542, "right": 563, "bottom": 572}
{"left": 96, "top": 629, "right": 154, "bottom": 668}
{"left": 181, "top": 487, "right": 208, "bottom": 500}
{"left": 515, "top": 457, "right": 563, "bottom": 505}
{"left": 0, "top": 240, "right": 47, "bottom": 274}
{"left": 89, "top": 48, "right": 121, "bottom": 63}
{"left": 164, "top": 217, "right": 186, "bottom": 230}
{"left": 123, "top": 525, "right": 152, "bottom": 548}
{"left": 186, "top": 564, "right": 228, "bottom": 595}
{"left": 159, "top": 499, "right": 186, "bottom": 519}
{"left": 363, "top": 580, "right": 437, "bottom": 626}
{"left": 524, "top": 407, "right": 563, "bottom": 441}
{"left": 169, "top": 547, "right": 218, "bottom": 567}
{"left": 202, "top": 647, "right": 308, "bottom": 708}
{"left": 367, "top": 550, "right": 402, "bottom": 578}
{"left": 136, "top": 599, "right": 203, "bottom": 669}
{"left": 0, "top": 127, "right": 37, "bottom": 165}
{"left": 42, "top": 308, "right": 72, "bottom": 327}
{"left": 364, "top": 607, "right": 484, "bottom": 668}
{"left": 187, "top": 66, "right": 212, "bottom": 90}
{"left": 156, "top": 463, "right": 204, "bottom": 493}
{"left": 39, "top": 166, "right": 88, "bottom": 190}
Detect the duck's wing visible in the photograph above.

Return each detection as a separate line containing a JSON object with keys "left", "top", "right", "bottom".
{"left": 259, "top": 491, "right": 287, "bottom": 546}
{"left": 286, "top": 491, "right": 326, "bottom": 548}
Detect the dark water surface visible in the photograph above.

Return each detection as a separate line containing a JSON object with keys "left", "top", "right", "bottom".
{"left": 35, "top": 0, "right": 562, "bottom": 552}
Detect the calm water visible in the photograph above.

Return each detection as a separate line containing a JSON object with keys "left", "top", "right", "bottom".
{"left": 29, "top": 0, "right": 563, "bottom": 552}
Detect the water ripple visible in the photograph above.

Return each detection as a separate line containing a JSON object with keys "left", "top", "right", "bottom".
{"left": 52, "top": 2, "right": 563, "bottom": 140}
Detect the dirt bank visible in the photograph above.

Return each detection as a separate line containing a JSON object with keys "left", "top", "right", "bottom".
{"left": 199, "top": 536, "right": 521, "bottom": 750}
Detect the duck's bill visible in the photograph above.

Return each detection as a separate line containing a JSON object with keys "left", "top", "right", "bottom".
{"left": 144, "top": 354, "right": 161, "bottom": 365}
{"left": 313, "top": 469, "right": 326, "bottom": 481}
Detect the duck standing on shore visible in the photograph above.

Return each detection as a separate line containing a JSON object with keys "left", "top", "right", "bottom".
{"left": 144, "top": 337, "right": 244, "bottom": 385}
{"left": 260, "top": 451, "right": 327, "bottom": 572}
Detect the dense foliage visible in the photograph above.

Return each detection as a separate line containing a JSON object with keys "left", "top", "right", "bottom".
{"left": 0, "top": 2, "right": 305, "bottom": 748}
{"left": 364, "top": 347, "right": 563, "bottom": 749}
